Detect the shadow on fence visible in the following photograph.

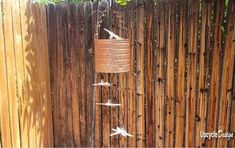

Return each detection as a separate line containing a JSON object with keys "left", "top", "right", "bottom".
{"left": 0, "top": 1, "right": 53, "bottom": 147}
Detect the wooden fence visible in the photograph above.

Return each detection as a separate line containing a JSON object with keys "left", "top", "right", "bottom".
{"left": 0, "top": 1, "right": 53, "bottom": 147}
{"left": 0, "top": 0, "right": 235, "bottom": 147}
{"left": 47, "top": 0, "right": 235, "bottom": 147}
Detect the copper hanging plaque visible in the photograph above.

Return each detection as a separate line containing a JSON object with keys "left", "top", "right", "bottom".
{"left": 95, "top": 39, "right": 130, "bottom": 73}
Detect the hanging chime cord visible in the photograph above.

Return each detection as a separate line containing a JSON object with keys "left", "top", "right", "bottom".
{"left": 112, "top": 111, "right": 124, "bottom": 127}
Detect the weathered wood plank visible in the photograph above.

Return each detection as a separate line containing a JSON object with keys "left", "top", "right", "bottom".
{"left": 127, "top": 2, "right": 136, "bottom": 147}
{"left": 195, "top": 1, "right": 209, "bottom": 147}
{"left": 23, "top": 3, "right": 38, "bottom": 146}
{"left": 155, "top": 1, "right": 166, "bottom": 147}
{"left": 31, "top": 4, "right": 41, "bottom": 146}
{"left": 31, "top": 4, "right": 53, "bottom": 146}
{"left": 185, "top": 0, "right": 198, "bottom": 147}
{"left": 91, "top": 2, "right": 98, "bottom": 146}
{"left": 84, "top": 2, "right": 94, "bottom": 146}
{"left": 53, "top": 4, "right": 73, "bottom": 146}
{"left": 94, "top": 72, "right": 102, "bottom": 147}
{"left": 0, "top": 1, "right": 12, "bottom": 147}
{"left": 19, "top": 0, "right": 32, "bottom": 146}
{"left": 68, "top": 3, "right": 81, "bottom": 146}
{"left": 65, "top": 4, "right": 74, "bottom": 145}
{"left": 3, "top": 0, "right": 21, "bottom": 147}
{"left": 136, "top": 0, "right": 145, "bottom": 147}
{"left": 175, "top": 1, "right": 187, "bottom": 147}
{"left": 145, "top": 1, "right": 154, "bottom": 146}
{"left": 204, "top": 1, "right": 213, "bottom": 146}
{"left": 48, "top": 3, "right": 60, "bottom": 146}
{"left": 76, "top": 3, "right": 87, "bottom": 146}
{"left": 165, "top": 1, "right": 175, "bottom": 146}
{"left": 64, "top": 4, "right": 74, "bottom": 146}
{"left": 11, "top": 0, "right": 26, "bottom": 145}
{"left": 38, "top": 4, "right": 54, "bottom": 146}
{"left": 93, "top": 0, "right": 102, "bottom": 146}
{"left": 97, "top": 1, "right": 110, "bottom": 147}
{"left": 119, "top": 6, "right": 128, "bottom": 148}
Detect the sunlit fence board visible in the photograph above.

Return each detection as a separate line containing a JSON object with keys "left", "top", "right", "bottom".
{"left": 0, "top": 1, "right": 53, "bottom": 147}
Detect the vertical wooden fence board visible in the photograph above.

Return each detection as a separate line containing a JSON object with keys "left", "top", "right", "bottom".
{"left": 101, "top": 77, "right": 110, "bottom": 148}
{"left": 127, "top": 2, "right": 137, "bottom": 147}
{"left": 94, "top": 71, "right": 102, "bottom": 147}
{"left": 65, "top": 4, "right": 74, "bottom": 147}
{"left": 165, "top": 1, "right": 175, "bottom": 147}
{"left": 110, "top": 73, "right": 119, "bottom": 147}
{"left": 19, "top": 0, "right": 31, "bottom": 146}
{"left": 40, "top": 4, "right": 54, "bottom": 146}
{"left": 3, "top": 0, "right": 21, "bottom": 147}
{"left": 195, "top": 1, "right": 208, "bottom": 146}
{"left": 54, "top": 4, "right": 68, "bottom": 146}
{"left": 155, "top": 2, "right": 166, "bottom": 147}
{"left": 98, "top": 1, "right": 110, "bottom": 147}
{"left": 196, "top": 0, "right": 208, "bottom": 147}
{"left": 26, "top": 4, "right": 53, "bottom": 147}
{"left": 127, "top": 2, "right": 136, "bottom": 147}
{"left": 56, "top": 5, "right": 65, "bottom": 146}
{"left": 116, "top": 8, "right": 121, "bottom": 146}
{"left": 204, "top": 1, "right": 213, "bottom": 146}
{"left": 119, "top": 6, "right": 128, "bottom": 148}
{"left": 76, "top": 3, "right": 86, "bottom": 146}
{"left": 217, "top": 2, "right": 235, "bottom": 146}
{"left": 68, "top": 3, "right": 81, "bottom": 146}
{"left": 110, "top": 4, "right": 120, "bottom": 147}
{"left": 32, "top": 4, "right": 41, "bottom": 146}
{"left": 175, "top": 0, "right": 187, "bottom": 147}
{"left": 175, "top": 1, "right": 187, "bottom": 147}
{"left": 11, "top": 0, "right": 25, "bottom": 145}
{"left": 185, "top": 0, "right": 198, "bottom": 147}
{"left": 0, "top": 1, "right": 12, "bottom": 147}
{"left": 136, "top": 0, "right": 145, "bottom": 147}
{"left": 124, "top": 7, "right": 129, "bottom": 147}
{"left": 91, "top": 2, "right": 98, "bottom": 146}
{"left": 119, "top": 74, "right": 126, "bottom": 147}
{"left": 29, "top": 4, "right": 38, "bottom": 146}
{"left": 22, "top": 2, "right": 37, "bottom": 146}
{"left": 93, "top": 1, "right": 102, "bottom": 146}
{"left": 206, "top": 0, "right": 224, "bottom": 147}
{"left": 84, "top": 2, "right": 94, "bottom": 146}
{"left": 76, "top": 3, "right": 87, "bottom": 146}
{"left": 48, "top": 4, "right": 59, "bottom": 146}
{"left": 145, "top": 1, "right": 154, "bottom": 146}
{"left": 66, "top": 4, "right": 74, "bottom": 146}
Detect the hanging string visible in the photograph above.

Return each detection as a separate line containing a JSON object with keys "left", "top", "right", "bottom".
{"left": 88, "top": 8, "right": 128, "bottom": 39}
{"left": 112, "top": 111, "right": 124, "bottom": 127}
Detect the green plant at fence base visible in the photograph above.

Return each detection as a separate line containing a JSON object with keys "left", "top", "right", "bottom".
{"left": 115, "top": 0, "right": 131, "bottom": 6}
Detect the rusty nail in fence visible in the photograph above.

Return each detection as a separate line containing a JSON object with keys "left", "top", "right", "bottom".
{"left": 95, "top": 39, "right": 130, "bottom": 73}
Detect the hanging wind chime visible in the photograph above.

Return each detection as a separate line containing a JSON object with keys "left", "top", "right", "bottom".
{"left": 95, "top": 29, "right": 130, "bottom": 73}
{"left": 92, "top": 3, "right": 132, "bottom": 138}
